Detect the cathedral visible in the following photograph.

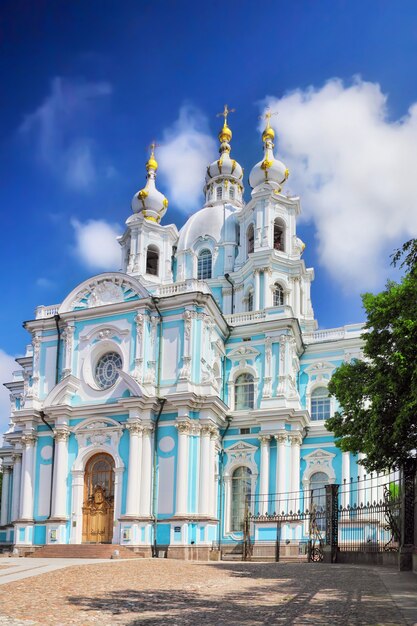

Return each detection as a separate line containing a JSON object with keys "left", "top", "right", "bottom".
{"left": 0, "top": 107, "right": 365, "bottom": 559}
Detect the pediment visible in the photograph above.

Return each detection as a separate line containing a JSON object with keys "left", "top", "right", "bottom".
{"left": 304, "top": 448, "right": 335, "bottom": 462}
{"left": 43, "top": 374, "right": 81, "bottom": 407}
{"left": 228, "top": 346, "right": 259, "bottom": 363}
{"left": 59, "top": 273, "right": 150, "bottom": 313}
{"left": 305, "top": 361, "right": 335, "bottom": 376}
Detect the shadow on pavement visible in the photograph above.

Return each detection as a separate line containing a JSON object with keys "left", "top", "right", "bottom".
{"left": 67, "top": 563, "right": 405, "bottom": 625}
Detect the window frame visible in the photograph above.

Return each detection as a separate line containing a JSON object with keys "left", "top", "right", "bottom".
{"left": 197, "top": 248, "right": 212, "bottom": 280}
{"left": 234, "top": 372, "right": 255, "bottom": 410}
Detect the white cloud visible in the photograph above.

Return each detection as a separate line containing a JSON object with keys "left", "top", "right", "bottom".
{"left": 20, "top": 77, "right": 113, "bottom": 191}
{"left": 0, "top": 350, "right": 17, "bottom": 436}
{"left": 36, "top": 277, "right": 54, "bottom": 289}
{"left": 158, "top": 105, "right": 217, "bottom": 213}
{"left": 263, "top": 78, "right": 417, "bottom": 291}
{"left": 72, "top": 218, "right": 122, "bottom": 271}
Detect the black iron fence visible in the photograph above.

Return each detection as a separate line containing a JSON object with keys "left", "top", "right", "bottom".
{"left": 244, "top": 463, "right": 415, "bottom": 567}
{"left": 338, "top": 470, "right": 401, "bottom": 553}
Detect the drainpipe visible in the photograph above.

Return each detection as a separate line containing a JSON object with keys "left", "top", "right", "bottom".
{"left": 40, "top": 411, "right": 54, "bottom": 519}
{"left": 218, "top": 416, "right": 232, "bottom": 552}
{"left": 224, "top": 273, "right": 235, "bottom": 314}
{"left": 40, "top": 314, "right": 61, "bottom": 520}
{"left": 150, "top": 296, "right": 164, "bottom": 557}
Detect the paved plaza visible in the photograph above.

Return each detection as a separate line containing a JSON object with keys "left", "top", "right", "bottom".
{"left": 0, "top": 558, "right": 415, "bottom": 625}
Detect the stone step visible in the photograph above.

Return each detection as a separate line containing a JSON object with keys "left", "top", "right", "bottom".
{"left": 26, "top": 544, "right": 143, "bottom": 559}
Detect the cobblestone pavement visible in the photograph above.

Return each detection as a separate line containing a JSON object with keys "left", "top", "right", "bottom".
{"left": 0, "top": 560, "right": 412, "bottom": 625}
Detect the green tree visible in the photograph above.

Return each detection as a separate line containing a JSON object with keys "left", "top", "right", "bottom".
{"left": 326, "top": 239, "right": 417, "bottom": 472}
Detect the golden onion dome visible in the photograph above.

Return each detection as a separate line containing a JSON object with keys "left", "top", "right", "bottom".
{"left": 219, "top": 122, "right": 232, "bottom": 143}
{"left": 249, "top": 114, "right": 288, "bottom": 192}
{"left": 131, "top": 143, "right": 168, "bottom": 222}
{"left": 262, "top": 125, "right": 275, "bottom": 142}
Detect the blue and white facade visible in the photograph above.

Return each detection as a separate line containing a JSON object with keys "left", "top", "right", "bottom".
{"left": 0, "top": 114, "right": 365, "bottom": 558}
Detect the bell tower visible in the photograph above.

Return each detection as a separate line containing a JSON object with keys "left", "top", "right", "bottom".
{"left": 118, "top": 144, "right": 178, "bottom": 288}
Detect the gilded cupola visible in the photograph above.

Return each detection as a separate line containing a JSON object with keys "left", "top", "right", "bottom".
{"left": 131, "top": 143, "right": 169, "bottom": 222}
{"left": 249, "top": 110, "right": 289, "bottom": 193}
{"left": 204, "top": 104, "right": 244, "bottom": 207}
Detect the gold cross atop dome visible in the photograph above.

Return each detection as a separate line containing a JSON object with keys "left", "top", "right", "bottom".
{"left": 146, "top": 141, "right": 160, "bottom": 171}
{"left": 217, "top": 104, "right": 235, "bottom": 144}
{"left": 217, "top": 104, "right": 236, "bottom": 124}
{"left": 259, "top": 108, "right": 277, "bottom": 142}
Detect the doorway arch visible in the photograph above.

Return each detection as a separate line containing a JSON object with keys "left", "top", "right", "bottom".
{"left": 82, "top": 453, "right": 115, "bottom": 543}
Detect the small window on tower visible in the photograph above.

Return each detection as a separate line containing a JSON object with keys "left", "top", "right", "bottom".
{"left": 146, "top": 245, "right": 159, "bottom": 276}
{"left": 247, "top": 291, "right": 254, "bottom": 312}
{"left": 247, "top": 224, "right": 254, "bottom": 254}
{"left": 273, "top": 283, "right": 285, "bottom": 306}
{"left": 274, "top": 219, "right": 285, "bottom": 251}
{"left": 216, "top": 186, "right": 223, "bottom": 200}
{"left": 229, "top": 186, "right": 235, "bottom": 200}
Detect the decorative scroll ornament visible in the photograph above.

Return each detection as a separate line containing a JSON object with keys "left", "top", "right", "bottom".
{"left": 90, "top": 281, "right": 124, "bottom": 307}
{"left": 75, "top": 419, "right": 123, "bottom": 452}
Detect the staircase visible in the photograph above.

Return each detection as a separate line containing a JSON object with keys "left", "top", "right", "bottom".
{"left": 26, "top": 544, "right": 146, "bottom": 559}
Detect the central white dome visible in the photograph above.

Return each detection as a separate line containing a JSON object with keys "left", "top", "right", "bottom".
{"left": 177, "top": 203, "right": 238, "bottom": 252}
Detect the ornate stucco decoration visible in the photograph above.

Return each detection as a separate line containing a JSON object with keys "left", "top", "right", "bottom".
{"left": 59, "top": 273, "right": 150, "bottom": 313}
{"left": 227, "top": 345, "right": 259, "bottom": 368}
{"left": 302, "top": 449, "right": 336, "bottom": 486}
{"left": 74, "top": 418, "right": 123, "bottom": 452}
{"left": 224, "top": 441, "right": 258, "bottom": 476}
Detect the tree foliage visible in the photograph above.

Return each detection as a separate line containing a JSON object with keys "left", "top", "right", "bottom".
{"left": 326, "top": 239, "right": 417, "bottom": 472}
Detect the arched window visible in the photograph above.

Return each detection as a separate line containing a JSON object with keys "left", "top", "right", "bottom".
{"left": 311, "top": 387, "right": 331, "bottom": 421}
{"left": 146, "top": 245, "right": 159, "bottom": 276}
{"left": 273, "top": 283, "right": 284, "bottom": 306}
{"left": 231, "top": 466, "right": 251, "bottom": 531}
{"left": 274, "top": 219, "right": 285, "bottom": 251}
{"left": 310, "top": 471, "right": 329, "bottom": 531}
{"left": 229, "top": 186, "right": 235, "bottom": 200}
{"left": 234, "top": 373, "right": 255, "bottom": 410}
{"left": 216, "top": 186, "right": 223, "bottom": 200}
{"left": 247, "top": 291, "right": 254, "bottom": 312}
{"left": 197, "top": 248, "right": 212, "bottom": 280}
{"left": 247, "top": 224, "right": 254, "bottom": 254}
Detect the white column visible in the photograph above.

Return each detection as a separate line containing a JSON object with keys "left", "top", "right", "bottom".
{"left": 290, "top": 433, "right": 302, "bottom": 513}
{"left": 20, "top": 434, "right": 37, "bottom": 520}
{"left": 258, "top": 435, "right": 270, "bottom": 515}
{"left": 11, "top": 454, "right": 22, "bottom": 522}
{"left": 293, "top": 277, "right": 300, "bottom": 317}
{"left": 125, "top": 422, "right": 143, "bottom": 517}
{"left": 179, "top": 311, "right": 193, "bottom": 380}
{"left": 139, "top": 426, "right": 153, "bottom": 517}
{"left": 199, "top": 426, "right": 211, "bottom": 515}
{"left": 133, "top": 314, "right": 144, "bottom": 381}
{"left": 175, "top": 422, "right": 190, "bottom": 515}
{"left": 62, "top": 325, "right": 74, "bottom": 378}
{"left": 254, "top": 270, "right": 260, "bottom": 311}
{"left": 342, "top": 452, "right": 351, "bottom": 508}
{"left": 0, "top": 466, "right": 11, "bottom": 526}
{"left": 275, "top": 434, "right": 287, "bottom": 514}
{"left": 70, "top": 469, "right": 84, "bottom": 544}
{"left": 113, "top": 467, "right": 124, "bottom": 543}
{"left": 358, "top": 453, "right": 367, "bottom": 506}
{"left": 264, "top": 270, "right": 271, "bottom": 308}
{"left": 209, "top": 428, "right": 218, "bottom": 517}
{"left": 51, "top": 429, "right": 70, "bottom": 519}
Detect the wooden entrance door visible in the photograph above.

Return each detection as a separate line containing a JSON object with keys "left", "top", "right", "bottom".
{"left": 82, "top": 453, "right": 115, "bottom": 543}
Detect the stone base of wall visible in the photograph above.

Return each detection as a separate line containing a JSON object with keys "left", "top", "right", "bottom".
{"left": 164, "top": 545, "right": 214, "bottom": 561}
{"left": 336, "top": 550, "right": 398, "bottom": 568}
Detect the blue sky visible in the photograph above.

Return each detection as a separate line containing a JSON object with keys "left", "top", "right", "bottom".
{"left": 1, "top": 0, "right": 417, "bottom": 408}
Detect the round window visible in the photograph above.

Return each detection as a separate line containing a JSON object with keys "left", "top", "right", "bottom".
{"left": 94, "top": 352, "right": 122, "bottom": 389}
